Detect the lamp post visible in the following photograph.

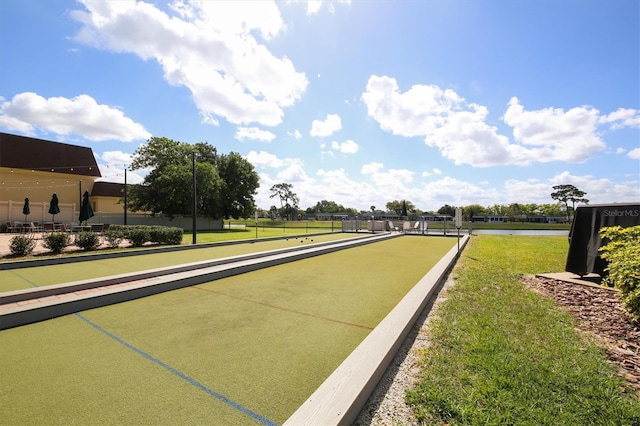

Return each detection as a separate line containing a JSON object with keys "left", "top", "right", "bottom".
{"left": 123, "top": 167, "right": 128, "bottom": 225}
{"left": 192, "top": 150, "right": 197, "bottom": 245}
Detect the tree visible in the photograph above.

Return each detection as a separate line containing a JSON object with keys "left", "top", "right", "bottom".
{"left": 128, "top": 137, "right": 259, "bottom": 220}
{"left": 437, "top": 204, "right": 456, "bottom": 216}
{"left": 269, "top": 183, "right": 299, "bottom": 220}
{"left": 464, "top": 204, "right": 487, "bottom": 220}
{"left": 551, "top": 184, "right": 589, "bottom": 222}
{"left": 268, "top": 205, "right": 278, "bottom": 219}
{"left": 386, "top": 200, "right": 415, "bottom": 216}
{"left": 309, "top": 200, "right": 344, "bottom": 214}
{"left": 216, "top": 152, "right": 260, "bottom": 219}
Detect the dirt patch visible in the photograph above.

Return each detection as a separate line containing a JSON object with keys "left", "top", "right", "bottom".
{"left": 522, "top": 275, "right": 640, "bottom": 396}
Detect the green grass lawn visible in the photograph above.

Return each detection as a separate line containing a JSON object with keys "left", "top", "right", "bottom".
{"left": 407, "top": 235, "right": 640, "bottom": 424}
{"left": 0, "top": 235, "right": 456, "bottom": 425}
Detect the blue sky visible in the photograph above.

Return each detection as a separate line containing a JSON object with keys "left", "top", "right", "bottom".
{"left": 1, "top": 0, "right": 638, "bottom": 212}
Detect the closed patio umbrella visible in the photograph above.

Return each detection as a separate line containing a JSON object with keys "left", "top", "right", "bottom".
{"left": 48, "top": 193, "right": 60, "bottom": 221}
{"left": 79, "top": 190, "right": 94, "bottom": 225}
{"left": 22, "top": 197, "right": 30, "bottom": 222}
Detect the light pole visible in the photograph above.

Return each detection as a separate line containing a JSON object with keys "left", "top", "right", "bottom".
{"left": 192, "top": 150, "right": 197, "bottom": 245}
{"left": 123, "top": 167, "right": 128, "bottom": 225}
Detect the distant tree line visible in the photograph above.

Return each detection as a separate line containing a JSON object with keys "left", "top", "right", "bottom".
{"left": 264, "top": 183, "right": 588, "bottom": 222}
{"left": 124, "top": 142, "right": 587, "bottom": 224}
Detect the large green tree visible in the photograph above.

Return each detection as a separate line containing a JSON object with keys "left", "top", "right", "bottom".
{"left": 437, "top": 204, "right": 456, "bottom": 216}
{"left": 128, "top": 137, "right": 259, "bottom": 219}
{"left": 464, "top": 204, "right": 487, "bottom": 220}
{"left": 216, "top": 152, "right": 260, "bottom": 219}
{"left": 386, "top": 200, "right": 416, "bottom": 216}
{"left": 551, "top": 184, "right": 589, "bottom": 222}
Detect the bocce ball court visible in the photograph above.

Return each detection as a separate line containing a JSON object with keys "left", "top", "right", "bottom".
{"left": 0, "top": 234, "right": 460, "bottom": 425}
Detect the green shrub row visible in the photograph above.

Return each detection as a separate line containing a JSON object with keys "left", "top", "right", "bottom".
{"left": 600, "top": 225, "right": 640, "bottom": 321}
{"left": 7, "top": 225, "right": 183, "bottom": 257}
{"left": 107, "top": 225, "right": 184, "bottom": 247}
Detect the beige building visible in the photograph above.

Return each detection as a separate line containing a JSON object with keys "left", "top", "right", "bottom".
{"left": 0, "top": 132, "right": 125, "bottom": 224}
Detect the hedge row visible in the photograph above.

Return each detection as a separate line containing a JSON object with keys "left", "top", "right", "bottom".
{"left": 7, "top": 225, "right": 184, "bottom": 257}
{"left": 106, "top": 225, "right": 184, "bottom": 247}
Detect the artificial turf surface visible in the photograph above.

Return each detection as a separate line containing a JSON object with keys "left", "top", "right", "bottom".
{"left": 0, "top": 235, "right": 456, "bottom": 424}
{"left": 0, "top": 232, "right": 360, "bottom": 293}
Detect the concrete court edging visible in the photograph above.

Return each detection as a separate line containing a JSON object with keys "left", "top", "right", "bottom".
{"left": 0, "top": 233, "right": 387, "bottom": 305}
{"left": 0, "top": 233, "right": 399, "bottom": 330}
{"left": 284, "top": 233, "right": 470, "bottom": 426}
{"left": 0, "top": 231, "right": 343, "bottom": 271}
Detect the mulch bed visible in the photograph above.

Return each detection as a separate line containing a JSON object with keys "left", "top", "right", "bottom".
{"left": 522, "top": 275, "right": 640, "bottom": 396}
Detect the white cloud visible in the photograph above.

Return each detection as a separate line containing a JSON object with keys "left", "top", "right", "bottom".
{"left": 361, "top": 75, "right": 610, "bottom": 167}
{"left": 100, "top": 150, "right": 133, "bottom": 166}
{"left": 628, "top": 148, "right": 640, "bottom": 160}
{"left": 549, "top": 171, "right": 640, "bottom": 204}
{"left": 71, "top": 0, "right": 308, "bottom": 126}
{"left": 234, "top": 126, "right": 276, "bottom": 142}
{"left": 252, "top": 159, "right": 639, "bottom": 212}
{"left": 246, "top": 150, "right": 284, "bottom": 168}
{"left": 331, "top": 139, "right": 359, "bottom": 154}
{"left": 286, "top": 0, "right": 350, "bottom": 15}
{"left": 0, "top": 92, "right": 150, "bottom": 141}
{"left": 276, "top": 159, "right": 311, "bottom": 183}
{"left": 599, "top": 108, "right": 640, "bottom": 129}
{"left": 306, "top": 0, "right": 322, "bottom": 15}
{"left": 310, "top": 113, "right": 342, "bottom": 137}
{"left": 97, "top": 163, "right": 145, "bottom": 184}
{"left": 367, "top": 168, "right": 414, "bottom": 193}
{"left": 288, "top": 129, "right": 302, "bottom": 140}
{"left": 422, "top": 168, "right": 442, "bottom": 177}
{"left": 361, "top": 162, "right": 384, "bottom": 175}
{"left": 503, "top": 97, "right": 605, "bottom": 162}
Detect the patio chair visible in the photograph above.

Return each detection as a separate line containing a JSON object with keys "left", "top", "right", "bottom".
{"left": 91, "top": 223, "right": 104, "bottom": 233}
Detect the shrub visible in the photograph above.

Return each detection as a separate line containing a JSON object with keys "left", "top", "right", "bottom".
{"left": 126, "top": 227, "right": 151, "bottom": 247}
{"left": 163, "top": 227, "right": 183, "bottom": 245}
{"left": 147, "top": 226, "right": 162, "bottom": 243}
{"left": 0, "top": 222, "right": 8, "bottom": 233}
{"left": 109, "top": 225, "right": 183, "bottom": 246}
{"left": 103, "top": 229, "right": 125, "bottom": 248}
{"left": 42, "top": 232, "right": 71, "bottom": 254}
{"left": 600, "top": 225, "right": 640, "bottom": 321}
{"left": 150, "top": 226, "right": 183, "bottom": 245}
{"left": 75, "top": 231, "right": 100, "bottom": 251}
{"left": 9, "top": 235, "right": 36, "bottom": 257}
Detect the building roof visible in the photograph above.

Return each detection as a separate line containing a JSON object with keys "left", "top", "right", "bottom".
{"left": 91, "top": 181, "right": 124, "bottom": 197}
{"left": 0, "top": 132, "right": 101, "bottom": 178}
